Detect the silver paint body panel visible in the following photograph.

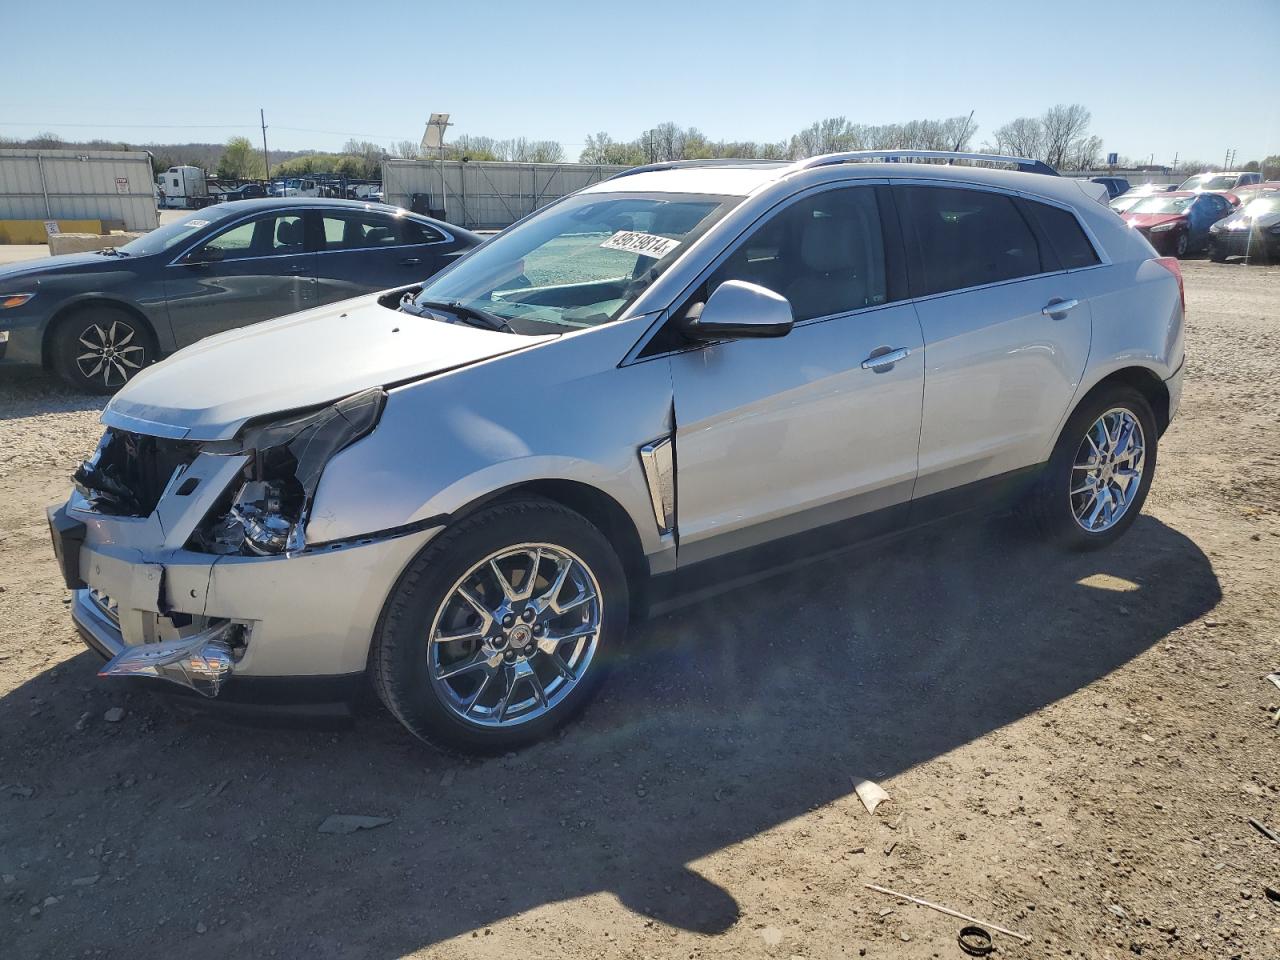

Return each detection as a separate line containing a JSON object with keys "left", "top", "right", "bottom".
{"left": 65, "top": 158, "right": 1183, "bottom": 680}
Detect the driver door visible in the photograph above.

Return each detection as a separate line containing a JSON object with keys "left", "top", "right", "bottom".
{"left": 165, "top": 211, "right": 316, "bottom": 347}
{"left": 667, "top": 184, "right": 925, "bottom": 564}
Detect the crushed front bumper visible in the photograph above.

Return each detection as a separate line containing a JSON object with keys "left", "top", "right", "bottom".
{"left": 52, "top": 500, "right": 441, "bottom": 701}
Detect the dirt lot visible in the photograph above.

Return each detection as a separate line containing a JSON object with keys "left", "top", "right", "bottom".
{"left": 1, "top": 260, "right": 1278, "bottom": 960}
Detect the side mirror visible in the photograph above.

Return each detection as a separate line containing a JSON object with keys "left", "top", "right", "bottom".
{"left": 184, "top": 246, "right": 224, "bottom": 266}
{"left": 680, "top": 280, "right": 794, "bottom": 341}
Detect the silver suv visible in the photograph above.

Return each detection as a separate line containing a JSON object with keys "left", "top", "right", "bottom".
{"left": 49, "top": 151, "right": 1185, "bottom": 752}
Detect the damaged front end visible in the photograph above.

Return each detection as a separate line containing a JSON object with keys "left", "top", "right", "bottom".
{"left": 62, "top": 387, "right": 389, "bottom": 699}
{"left": 189, "top": 387, "right": 385, "bottom": 556}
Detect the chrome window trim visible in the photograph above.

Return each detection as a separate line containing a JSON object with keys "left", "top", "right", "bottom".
{"left": 166, "top": 207, "right": 454, "bottom": 267}
{"left": 620, "top": 176, "right": 1112, "bottom": 366}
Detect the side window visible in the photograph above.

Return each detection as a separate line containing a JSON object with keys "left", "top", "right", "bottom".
{"left": 198, "top": 214, "right": 304, "bottom": 261}
{"left": 319, "top": 212, "right": 406, "bottom": 251}
{"left": 898, "top": 186, "right": 1044, "bottom": 296}
{"left": 705, "top": 187, "right": 888, "bottom": 323}
{"left": 1026, "top": 201, "right": 1101, "bottom": 269}
{"left": 400, "top": 218, "right": 446, "bottom": 245}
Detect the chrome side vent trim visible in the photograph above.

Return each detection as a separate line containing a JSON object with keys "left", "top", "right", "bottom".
{"left": 639, "top": 436, "right": 675, "bottom": 535}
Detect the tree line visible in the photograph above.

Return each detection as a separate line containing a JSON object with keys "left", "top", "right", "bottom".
{"left": 5, "top": 107, "right": 1278, "bottom": 179}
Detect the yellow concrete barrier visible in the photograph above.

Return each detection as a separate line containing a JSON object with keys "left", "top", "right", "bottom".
{"left": 0, "top": 219, "right": 103, "bottom": 244}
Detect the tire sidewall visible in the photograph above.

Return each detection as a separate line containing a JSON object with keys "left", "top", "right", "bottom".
{"left": 1044, "top": 386, "right": 1158, "bottom": 550}
{"left": 51, "top": 307, "right": 155, "bottom": 394}
{"left": 374, "top": 500, "right": 628, "bottom": 753}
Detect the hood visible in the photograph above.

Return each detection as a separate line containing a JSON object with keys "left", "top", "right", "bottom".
{"left": 1222, "top": 210, "right": 1280, "bottom": 230}
{"left": 103, "top": 295, "right": 555, "bottom": 441}
{"left": 0, "top": 250, "right": 123, "bottom": 284}
{"left": 1123, "top": 213, "right": 1185, "bottom": 230}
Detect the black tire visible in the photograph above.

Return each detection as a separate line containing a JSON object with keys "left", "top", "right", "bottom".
{"left": 1173, "top": 232, "right": 1189, "bottom": 258}
{"left": 1209, "top": 243, "right": 1228, "bottom": 263}
{"left": 1019, "top": 384, "right": 1158, "bottom": 550}
{"left": 371, "top": 498, "right": 629, "bottom": 753}
{"left": 50, "top": 306, "right": 156, "bottom": 394}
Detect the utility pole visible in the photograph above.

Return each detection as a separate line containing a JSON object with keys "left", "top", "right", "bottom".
{"left": 260, "top": 109, "right": 271, "bottom": 182}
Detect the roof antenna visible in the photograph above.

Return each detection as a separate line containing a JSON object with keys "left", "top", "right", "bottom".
{"left": 952, "top": 110, "right": 975, "bottom": 152}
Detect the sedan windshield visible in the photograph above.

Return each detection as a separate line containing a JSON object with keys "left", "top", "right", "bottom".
{"left": 1129, "top": 196, "right": 1195, "bottom": 215}
{"left": 1179, "top": 174, "right": 1236, "bottom": 191}
{"left": 117, "top": 212, "right": 230, "bottom": 257}
{"left": 412, "top": 191, "right": 739, "bottom": 334}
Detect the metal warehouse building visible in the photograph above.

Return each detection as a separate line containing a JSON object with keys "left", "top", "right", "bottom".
{"left": 383, "top": 159, "right": 629, "bottom": 231}
{"left": 0, "top": 149, "right": 158, "bottom": 238}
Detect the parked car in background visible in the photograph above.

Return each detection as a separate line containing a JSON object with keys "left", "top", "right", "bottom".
{"left": 0, "top": 199, "right": 480, "bottom": 391}
{"left": 1120, "top": 190, "right": 1234, "bottom": 256}
{"left": 1209, "top": 192, "right": 1280, "bottom": 263}
{"left": 48, "top": 152, "right": 1184, "bottom": 751}
{"left": 1110, "top": 192, "right": 1149, "bottom": 214}
{"left": 1178, "top": 171, "right": 1262, "bottom": 195}
{"left": 1091, "top": 176, "right": 1131, "bottom": 199}
{"left": 1228, "top": 181, "right": 1280, "bottom": 208}
{"left": 219, "top": 183, "right": 268, "bottom": 202}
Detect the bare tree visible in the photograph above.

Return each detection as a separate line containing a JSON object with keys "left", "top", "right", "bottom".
{"left": 987, "top": 116, "right": 1045, "bottom": 160}
{"left": 391, "top": 140, "right": 421, "bottom": 160}
{"left": 1040, "top": 103, "right": 1092, "bottom": 170}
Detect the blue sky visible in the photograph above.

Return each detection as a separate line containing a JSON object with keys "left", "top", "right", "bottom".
{"left": 4, "top": 0, "right": 1278, "bottom": 166}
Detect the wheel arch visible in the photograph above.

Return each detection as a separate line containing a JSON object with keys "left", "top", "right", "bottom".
{"left": 457, "top": 479, "right": 653, "bottom": 618}
{"left": 41, "top": 297, "right": 160, "bottom": 371}
{"left": 1072, "top": 365, "right": 1171, "bottom": 436}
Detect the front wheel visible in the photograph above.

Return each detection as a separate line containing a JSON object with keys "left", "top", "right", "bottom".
{"left": 1019, "top": 385, "right": 1158, "bottom": 550}
{"left": 50, "top": 306, "right": 155, "bottom": 393}
{"left": 1174, "top": 232, "right": 1190, "bottom": 258}
{"left": 371, "top": 498, "right": 628, "bottom": 753}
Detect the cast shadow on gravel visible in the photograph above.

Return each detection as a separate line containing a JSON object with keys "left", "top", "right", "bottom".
{"left": 0, "top": 515, "right": 1220, "bottom": 959}
{"left": 0, "top": 365, "right": 103, "bottom": 421}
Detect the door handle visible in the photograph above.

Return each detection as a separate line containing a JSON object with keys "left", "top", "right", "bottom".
{"left": 861, "top": 347, "right": 911, "bottom": 370}
{"left": 400, "top": 257, "right": 423, "bottom": 265}
{"left": 1041, "top": 298, "right": 1080, "bottom": 317}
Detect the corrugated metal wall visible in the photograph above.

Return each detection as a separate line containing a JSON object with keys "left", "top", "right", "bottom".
{"left": 382, "top": 159, "right": 629, "bottom": 230}
{"left": 0, "top": 149, "right": 159, "bottom": 231}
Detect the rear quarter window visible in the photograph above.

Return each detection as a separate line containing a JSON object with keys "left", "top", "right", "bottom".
{"left": 1027, "top": 201, "right": 1101, "bottom": 270}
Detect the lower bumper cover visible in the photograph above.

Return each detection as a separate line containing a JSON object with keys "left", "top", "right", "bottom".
{"left": 64, "top": 514, "right": 441, "bottom": 702}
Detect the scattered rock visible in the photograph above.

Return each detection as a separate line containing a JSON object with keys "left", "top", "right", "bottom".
{"left": 317, "top": 814, "right": 393, "bottom": 835}
{"left": 70, "top": 875, "right": 100, "bottom": 886}
{"left": 196, "top": 921, "right": 207, "bottom": 934}
{"left": 4, "top": 784, "right": 34, "bottom": 799}
{"left": 759, "top": 926, "right": 783, "bottom": 947}
{"left": 103, "top": 707, "right": 125, "bottom": 723}
{"left": 74, "top": 712, "right": 92, "bottom": 732}
{"left": 1109, "top": 904, "right": 1128, "bottom": 919}
{"left": 440, "top": 770, "right": 456, "bottom": 788}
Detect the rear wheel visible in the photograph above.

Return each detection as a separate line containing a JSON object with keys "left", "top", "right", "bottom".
{"left": 371, "top": 498, "right": 628, "bottom": 753}
{"left": 50, "top": 306, "right": 155, "bottom": 393}
{"left": 1020, "top": 385, "right": 1158, "bottom": 550}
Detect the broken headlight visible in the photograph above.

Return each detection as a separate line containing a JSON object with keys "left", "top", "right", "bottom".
{"left": 192, "top": 388, "right": 385, "bottom": 556}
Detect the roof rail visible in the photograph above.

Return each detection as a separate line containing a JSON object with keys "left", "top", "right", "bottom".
{"left": 604, "top": 158, "right": 789, "bottom": 182}
{"left": 797, "top": 151, "right": 1058, "bottom": 177}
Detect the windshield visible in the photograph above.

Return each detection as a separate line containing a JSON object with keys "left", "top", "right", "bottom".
{"left": 1129, "top": 196, "right": 1194, "bottom": 215}
{"left": 117, "top": 211, "right": 229, "bottom": 257}
{"left": 1179, "top": 174, "right": 1236, "bottom": 191}
{"left": 412, "top": 191, "right": 740, "bottom": 334}
{"left": 1110, "top": 195, "right": 1146, "bottom": 213}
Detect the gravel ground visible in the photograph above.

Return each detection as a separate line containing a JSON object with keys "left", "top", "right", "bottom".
{"left": 0, "top": 259, "right": 1278, "bottom": 960}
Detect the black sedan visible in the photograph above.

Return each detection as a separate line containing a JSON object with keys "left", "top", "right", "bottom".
{"left": 1209, "top": 192, "right": 1280, "bottom": 263}
{"left": 0, "top": 199, "right": 480, "bottom": 391}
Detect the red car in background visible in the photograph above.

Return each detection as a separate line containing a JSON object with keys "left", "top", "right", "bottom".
{"left": 1120, "top": 191, "right": 1235, "bottom": 257}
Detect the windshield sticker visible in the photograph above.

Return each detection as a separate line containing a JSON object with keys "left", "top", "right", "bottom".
{"left": 600, "top": 231, "right": 681, "bottom": 259}
{"left": 184, "top": 219, "right": 210, "bottom": 228}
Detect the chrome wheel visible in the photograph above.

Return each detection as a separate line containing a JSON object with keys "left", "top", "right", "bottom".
{"left": 75, "top": 319, "right": 146, "bottom": 387}
{"left": 1070, "top": 407, "right": 1146, "bottom": 533}
{"left": 428, "top": 543, "right": 602, "bottom": 728}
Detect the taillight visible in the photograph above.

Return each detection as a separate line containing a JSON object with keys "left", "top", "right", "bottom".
{"left": 1154, "top": 256, "right": 1185, "bottom": 316}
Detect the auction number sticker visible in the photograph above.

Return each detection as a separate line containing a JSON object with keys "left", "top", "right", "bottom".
{"left": 600, "top": 231, "right": 680, "bottom": 259}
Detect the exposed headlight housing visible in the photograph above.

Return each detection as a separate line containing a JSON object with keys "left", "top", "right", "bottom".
{"left": 192, "top": 388, "right": 385, "bottom": 556}
{"left": 1149, "top": 221, "right": 1180, "bottom": 233}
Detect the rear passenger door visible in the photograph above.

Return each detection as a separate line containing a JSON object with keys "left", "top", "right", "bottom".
{"left": 894, "top": 184, "right": 1095, "bottom": 500}
{"left": 311, "top": 210, "right": 450, "bottom": 306}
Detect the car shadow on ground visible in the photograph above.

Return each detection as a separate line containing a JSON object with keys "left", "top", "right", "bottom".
{"left": 0, "top": 514, "right": 1220, "bottom": 958}
{"left": 0, "top": 366, "right": 102, "bottom": 421}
